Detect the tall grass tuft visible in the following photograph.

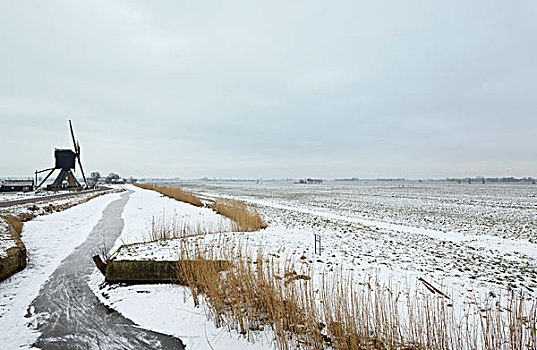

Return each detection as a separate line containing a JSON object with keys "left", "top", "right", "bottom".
{"left": 148, "top": 212, "right": 226, "bottom": 241}
{"left": 211, "top": 198, "right": 267, "bottom": 232}
{"left": 175, "top": 241, "right": 320, "bottom": 348}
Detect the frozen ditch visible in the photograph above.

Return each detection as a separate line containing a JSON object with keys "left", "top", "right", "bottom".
{"left": 0, "top": 190, "right": 184, "bottom": 349}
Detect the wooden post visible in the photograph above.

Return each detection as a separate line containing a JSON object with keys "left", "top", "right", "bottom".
{"left": 314, "top": 234, "right": 322, "bottom": 255}
{"left": 93, "top": 255, "right": 107, "bottom": 275}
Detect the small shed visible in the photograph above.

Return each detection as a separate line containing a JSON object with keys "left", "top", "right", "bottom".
{"left": 0, "top": 180, "right": 34, "bottom": 192}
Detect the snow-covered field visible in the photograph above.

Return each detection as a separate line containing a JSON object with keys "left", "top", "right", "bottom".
{"left": 0, "top": 189, "right": 69, "bottom": 203}
{"left": 4, "top": 181, "right": 536, "bottom": 349}
{"left": 0, "top": 192, "right": 41, "bottom": 203}
{"left": 109, "top": 185, "right": 232, "bottom": 252}
{"left": 92, "top": 181, "right": 537, "bottom": 348}
{"left": 177, "top": 181, "right": 537, "bottom": 300}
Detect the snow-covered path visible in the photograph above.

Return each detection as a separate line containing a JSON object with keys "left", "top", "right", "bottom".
{"left": 0, "top": 190, "right": 184, "bottom": 349}
{"left": 31, "top": 190, "right": 184, "bottom": 349}
{"left": 1, "top": 192, "right": 121, "bottom": 347}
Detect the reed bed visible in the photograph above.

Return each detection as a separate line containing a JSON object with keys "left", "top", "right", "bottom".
{"left": 134, "top": 183, "right": 203, "bottom": 207}
{"left": 172, "top": 237, "right": 537, "bottom": 350}
{"left": 135, "top": 183, "right": 267, "bottom": 232}
{"left": 210, "top": 198, "right": 267, "bottom": 232}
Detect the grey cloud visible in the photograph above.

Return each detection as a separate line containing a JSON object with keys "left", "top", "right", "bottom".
{"left": 1, "top": 1, "right": 536, "bottom": 179}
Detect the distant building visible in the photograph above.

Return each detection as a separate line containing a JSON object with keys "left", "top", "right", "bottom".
{"left": 0, "top": 180, "right": 34, "bottom": 192}
{"left": 298, "top": 178, "right": 323, "bottom": 184}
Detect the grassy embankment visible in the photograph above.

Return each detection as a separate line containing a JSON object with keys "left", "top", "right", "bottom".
{"left": 133, "top": 183, "right": 266, "bottom": 233}
{"left": 134, "top": 183, "right": 203, "bottom": 207}
{"left": 4, "top": 215, "right": 24, "bottom": 236}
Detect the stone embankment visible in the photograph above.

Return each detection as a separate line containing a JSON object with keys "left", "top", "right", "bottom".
{"left": 0, "top": 222, "right": 26, "bottom": 282}
{"left": 94, "top": 242, "right": 230, "bottom": 284}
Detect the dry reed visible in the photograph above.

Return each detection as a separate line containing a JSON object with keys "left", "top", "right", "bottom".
{"left": 148, "top": 212, "right": 226, "bottom": 241}
{"left": 135, "top": 183, "right": 267, "bottom": 232}
{"left": 170, "top": 236, "right": 537, "bottom": 350}
{"left": 134, "top": 183, "right": 203, "bottom": 207}
{"left": 211, "top": 198, "right": 267, "bottom": 232}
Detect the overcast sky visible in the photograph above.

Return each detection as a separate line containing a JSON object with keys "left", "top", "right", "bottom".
{"left": 1, "top": 1, "right": 536, "bottom": 179}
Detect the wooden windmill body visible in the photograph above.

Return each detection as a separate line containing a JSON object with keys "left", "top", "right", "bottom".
{"left": 35, "top": 120, "right": 88, "bottom": 191}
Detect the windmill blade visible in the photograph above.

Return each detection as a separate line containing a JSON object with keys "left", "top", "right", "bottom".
{"left": 78, "top": 158, "right": 88, "bottom": 187}
{"left": 69, "top": 119, "right": 88, "bottom": 187}
{"left": 76, "top": 143, "right": 88, "bottom": 187}
{"left": 69, "top": 119, "right": 79, "bottom": 155}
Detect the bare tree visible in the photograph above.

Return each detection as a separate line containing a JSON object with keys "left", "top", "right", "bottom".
{"left": 106, "top": 172, "right": 120, "bottom": 184}
{"left": 90, "top": 171, "right": 101, "bottom": 184}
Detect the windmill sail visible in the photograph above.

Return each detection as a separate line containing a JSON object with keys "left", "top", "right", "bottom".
{"left": 69, "top": 120, "right": 88, "bottom": 187}
{"left": 76, "top": 141, "right": 88, "bottom": 186}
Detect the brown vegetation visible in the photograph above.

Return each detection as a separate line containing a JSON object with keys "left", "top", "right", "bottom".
{"left": 135, "top": 183, "right": 267, "bottom": 232}
{"left": 134, "top": 183, "right": 204, "bottom": 207}
{"left": 149, "top": 213, "right": 226, "bottom": 241}
{"left": 210, "top": 198, "right": 267, "bottom": 232}
{"left": 172, "top": 237, "right": 537, "bottom": 350}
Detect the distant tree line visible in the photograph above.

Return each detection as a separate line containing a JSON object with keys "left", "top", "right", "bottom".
{"left": 446, "top": 177, "right": 536, "bottom": 183}
{"left": 89, "top": 171, "right": 137, "bottom": 185}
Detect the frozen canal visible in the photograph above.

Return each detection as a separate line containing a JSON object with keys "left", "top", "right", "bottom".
{"left": 0, "top": 190, "right": 184, "bottom": 349}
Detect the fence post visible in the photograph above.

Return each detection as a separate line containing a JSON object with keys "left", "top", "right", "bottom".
{"left": 314, "top": 234, "right": 322, "bottom": 255}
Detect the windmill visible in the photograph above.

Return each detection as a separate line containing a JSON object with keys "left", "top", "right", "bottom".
{"left": 35, "top": 120, "right": 88, "bottom": 191}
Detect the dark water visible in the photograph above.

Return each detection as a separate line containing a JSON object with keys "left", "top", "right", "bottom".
{"left": 29, "top": 190, "right": 185, "bottom": 349}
